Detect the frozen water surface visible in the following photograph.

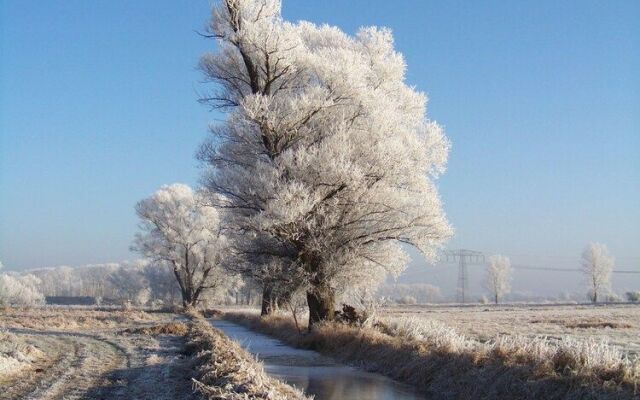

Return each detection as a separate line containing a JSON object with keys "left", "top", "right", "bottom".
{"left": 211, "top": 319, "right": 424, "bottom": 400}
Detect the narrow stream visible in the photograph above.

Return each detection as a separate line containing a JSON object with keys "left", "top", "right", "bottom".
{"left": 211, "top": 320, "right": 424, "bottom": 400}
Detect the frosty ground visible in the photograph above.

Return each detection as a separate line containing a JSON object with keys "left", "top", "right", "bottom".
{"left": 379, "top": 303, "right": 640, "bottom": 357}
{"left": 0, "top": 308, "right": 196, "bottom": 400}
{"left": 1, "top": 304, "right": 638, "bottom": 399}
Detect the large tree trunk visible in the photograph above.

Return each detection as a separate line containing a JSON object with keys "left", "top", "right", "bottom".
{"left": 182, "top": 293, "right": 198, "bottom": 310}
{"left": 307, "top": 284, "right": 335, "bottom": 329}
{"left": 261, "top": 284, "right": 275, "bottom": 315}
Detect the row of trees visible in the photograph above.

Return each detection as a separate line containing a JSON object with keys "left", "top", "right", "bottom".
{"left": 0, "top": 262, "right": 45, "bottom": 306}
{"left": 0, "top": 241, "right": 627, "bottom": 307}
{"left": 130, "top": 1, "right": 628, "bottom": 320}
{"left": 484, "top": 243, "right": 618, "bottom": 305}
{"left": 377, "top": 284, "right": 443, "bottom": 304}
{"left": 132, "top": 0, "right": 453, "bottom": 327}
{"left": 28, "top": 261, "right": 178, "bottom": 305}
{"left": 0, "top": 260, "right": 242, "bottom": 307}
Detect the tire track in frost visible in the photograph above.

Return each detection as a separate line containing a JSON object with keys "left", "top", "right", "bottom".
{"left": 1, "top": 330, "right": 126, "bottom": 400}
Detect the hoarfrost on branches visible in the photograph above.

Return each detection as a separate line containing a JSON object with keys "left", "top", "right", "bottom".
{"left": 0, "top": 273, "right": 45, "bottom": 306}
{"left": 198, "top": 0, "right": 452, "bottom": 325}
{"left": 581, "top": 243, "right": 614, "bottom": 303}
{"left": 485, "top": 255, "right": 511, "bottom": 304}
{"left": 132, "top": 183, "right": 232, "bottom": 308}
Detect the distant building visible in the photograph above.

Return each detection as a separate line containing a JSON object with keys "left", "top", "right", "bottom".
{"left": 45, "top": 296, "right": 96, "bottom": 306}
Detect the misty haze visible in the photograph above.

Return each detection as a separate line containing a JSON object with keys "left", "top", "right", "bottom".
{"left": 0, "top": 1, "right": 638, "bottom": 399}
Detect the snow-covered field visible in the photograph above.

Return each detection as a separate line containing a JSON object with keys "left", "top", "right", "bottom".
{"left": 380, "top": 303, "right": 640, "bottom": 358}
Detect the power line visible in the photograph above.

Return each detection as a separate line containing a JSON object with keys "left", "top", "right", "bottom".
{"left": 469, "top": 264, "right": 640, "bottom": 274}
{"left": 610, "top": 270, "right": 640, "bottom": 274}
{"left": 506, "top": 253, "right": 640, "bottom": 262}
{"left": 512, "top": 265, "right": 581, "bottom": 272}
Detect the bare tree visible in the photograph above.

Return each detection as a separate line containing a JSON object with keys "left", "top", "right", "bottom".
{"left": 132, "top": 184, "right": 229, "bottom": 308}
{"left": 485, "top": 255, "right": 511, "bottom": 304}
{"left": 581, "top": 243, "right": 614, "bottom": 303}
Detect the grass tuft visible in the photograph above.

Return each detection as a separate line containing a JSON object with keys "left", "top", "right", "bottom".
{"left": 123, "top": 322, "right": 189, "bottom": 336}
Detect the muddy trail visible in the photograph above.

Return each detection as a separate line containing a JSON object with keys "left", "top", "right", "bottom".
{"left": 1, "top": 328, "right": 198, "bottom": 400}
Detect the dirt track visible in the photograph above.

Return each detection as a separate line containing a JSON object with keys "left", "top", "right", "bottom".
{"left": 0, "top": 310, "right": 198, "bottom": 400}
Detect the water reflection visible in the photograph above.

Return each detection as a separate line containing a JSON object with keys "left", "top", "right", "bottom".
{"left": 211, "top": 320, "right": 424, "bottom": 400}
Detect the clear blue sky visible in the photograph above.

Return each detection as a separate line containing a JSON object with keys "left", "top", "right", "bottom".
{"left": 1, "top": 1, "right": 639, "bottom": 285}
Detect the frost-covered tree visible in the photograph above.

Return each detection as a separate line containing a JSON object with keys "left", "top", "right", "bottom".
{"left": 0, "top": 273, "right": 45, "bottom": 306}
{"left": 0, "top": 262, "right": 46, "bottom": 306}
{"left": 198, "top": 0, "right": 452, "bottom": 326}
{"left": 108, "top": 261, "right": 149, "bottom": 304}
{"left": 143, "top": 262, "right": 182, "bottom": 305}
{"left": 485, "top": 255, "right": 511, "bottom": 304}
{"left": 27, "top": 261, "right": 182, "bottom": 305}
{"left": 132, "top": 184, "right": 229, "bottom": 308}
{"left": 581, "top": 243, "right": 614, "bottom": 303}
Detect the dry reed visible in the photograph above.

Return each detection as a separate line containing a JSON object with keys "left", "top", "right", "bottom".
{"left": 224, "top": 312, "right": 639, "bottom": 400}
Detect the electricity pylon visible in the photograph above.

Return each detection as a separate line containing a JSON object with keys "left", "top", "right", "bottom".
{"left": 441, "top": 249, "right": 485, "bottom": 303}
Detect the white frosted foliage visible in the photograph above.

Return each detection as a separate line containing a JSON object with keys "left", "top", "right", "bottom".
{"left": 132, "top": 183, "right": 230, "bottom": 307}
{"left": 198, "top": 0, "right": 452, "bottom": 316}
{"left": 485, "top": 255, "right": 511, "bottom": 304}
{"left": 581, "top": 243, "right": 614, "bottom": 303}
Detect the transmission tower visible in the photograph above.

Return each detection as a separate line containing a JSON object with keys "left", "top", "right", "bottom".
{"left": 441, "top": 249, "right": 485, "bottom": 303}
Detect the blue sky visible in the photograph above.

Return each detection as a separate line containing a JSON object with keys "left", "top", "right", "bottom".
{"left": 1, "top": 1, "right": 639, "bottom": 291}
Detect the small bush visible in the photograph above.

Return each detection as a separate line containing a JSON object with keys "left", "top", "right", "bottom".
{"left": 605, "top": 293, "right": 623, "bottom": 303}
{"left": 625, "top": 291, "right": 640, "bottom": 302}
{"left": 396, "top": 295, "right": 417, "bottom": 305}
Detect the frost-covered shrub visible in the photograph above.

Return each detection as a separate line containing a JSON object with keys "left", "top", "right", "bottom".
{"left": 625, "top": 291, "right": 640, "bottom": 302}
{"left": 378, "top": 284, "right": 442, "bottom": 303}
{"left": 0, "top": 274, "right": 45, "bottom": 306}
{"left": 0, "top": 329, "right": 41, "bottom": 377}
{"left": 134, "top": 288, "right": 151, "bottom": 306}
{"left": 397, "top": 295, "right": 417, "bottom": 305}
{"left": 604, "top": 293, "right": 622, "bottom": 303}
{"left": 150, "top": 299, "right": 165, "bottom": 309}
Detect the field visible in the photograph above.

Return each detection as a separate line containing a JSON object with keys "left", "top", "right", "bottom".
{"left": 1, "top": 304, "right": 638, "bottom": 399}
{"left": 224, "top": 303, "right": 640, "bottom": 399}
{"left": 379, "top": 303, "right": 640, "bottom": 358}
{"left": 0, "top": 307, "right": 197, "bottom": 400}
